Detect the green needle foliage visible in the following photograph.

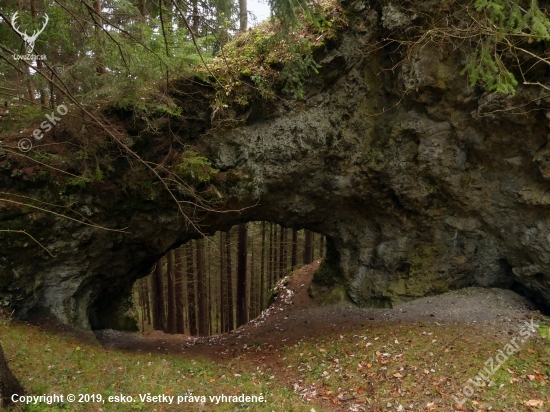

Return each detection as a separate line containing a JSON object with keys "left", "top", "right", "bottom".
{"left": 462, "top": 0, "right": 550, "bottom": 95}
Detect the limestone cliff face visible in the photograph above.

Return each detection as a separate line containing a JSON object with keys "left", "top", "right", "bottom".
{"left": 2, "top": 1, "right": 550, "bottom": 329}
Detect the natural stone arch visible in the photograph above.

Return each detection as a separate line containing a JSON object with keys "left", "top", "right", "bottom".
{"left": 2, "top": 2, "right": 550, "bottom": 330}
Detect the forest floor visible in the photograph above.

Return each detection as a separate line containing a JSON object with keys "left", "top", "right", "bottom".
{"left": 3, "top": 263, "right": 550, "bottom": 411}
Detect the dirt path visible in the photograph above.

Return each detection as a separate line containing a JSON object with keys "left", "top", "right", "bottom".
{"left": 94, "top": 262, "right": 542, "bottom": 360}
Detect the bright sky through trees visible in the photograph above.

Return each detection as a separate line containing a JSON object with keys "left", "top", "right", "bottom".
{"left": 248, "top": 0, "right": 270, "bottom": 26}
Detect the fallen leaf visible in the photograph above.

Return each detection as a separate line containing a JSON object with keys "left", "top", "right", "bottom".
{"left": 523, "top": 399, "right": 543, "bottom": 407}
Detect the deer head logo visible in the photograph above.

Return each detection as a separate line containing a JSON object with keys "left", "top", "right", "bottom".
{"left": 11, "top": 12, "right": 49, "bottom": 55}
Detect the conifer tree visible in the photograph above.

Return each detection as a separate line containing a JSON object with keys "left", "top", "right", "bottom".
{"left": 196, "top": 239, "right": 207, "bottom": 336}
{"left": 237, "top": 223, "right": 248, "bottom": 327}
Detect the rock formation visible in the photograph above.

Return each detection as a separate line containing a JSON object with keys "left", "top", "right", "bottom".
{"left": 1, "top": 0, "right": 550, "bottom": 329}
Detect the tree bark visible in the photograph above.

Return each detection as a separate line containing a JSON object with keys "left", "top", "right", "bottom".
{"left": 225, "top": 229, "right": 234, "bottom": 332}
{"left": 186, "top": 243, "right": 197, "bottom": 336}
{"left": 239, "top": 0, "right": 247, "bottom": 31}
{"left": 175, "top": 248, "right": 185, "bottom": 334}
{"left": 0, "top": 343, "right": 23, "bottom": 408}
{"left": 192, "top": 0, "right": 199, "bottom": 34}
{"left": 166, "top": 250, "right": 176, "bottom": 334}
{"left": 94, "top": 0, "right": 105, "bottom": 75}
{"left": 273, "top": 224, "right": 278, "bottom": 283}
{"left": 144, "top": 278, "right": 151, "bottom": 325}
{"left": 219, "top": 232, "right": 226, "bottom": 333}
{"left": 249, "top": 225, "right": 256, "bottom": 319}
{"left": 138, "top": 0, "right": 147, "bottom": 19}
{"left": 260, "top": 222, "right": 266, "bottom": 311}
{"left": 268, "top": 222, "right": 274, "bottom": 290}
{"left": 279, "top": 227, "right": 286, "bottom": 278}
{"left": 196, "top": 239, "right": 207, "bottom": 336}
{"left": 236, "top": 223, "right": 248, "bottom": 327}
{"left": 304, "top": 230, "right": 313, "bottom": 264}
{"left": 152, "top": 257, "right": 166, "bottom": 331}
{"left": 291, "top": 228, "right": 298, "bottom": 268}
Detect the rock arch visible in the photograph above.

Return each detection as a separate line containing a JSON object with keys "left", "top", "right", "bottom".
{"left": 2, "top": 3, "right": 550, "bottom": 329}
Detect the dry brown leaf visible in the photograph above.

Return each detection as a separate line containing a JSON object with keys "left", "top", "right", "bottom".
{"left": 523, "top": 399, "right": 543, "bottom": 407}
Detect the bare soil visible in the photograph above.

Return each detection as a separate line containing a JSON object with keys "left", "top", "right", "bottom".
{"left": 93, "top": 262, "right": 541, "bottom": 359}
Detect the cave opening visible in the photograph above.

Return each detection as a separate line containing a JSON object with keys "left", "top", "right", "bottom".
{"left": 129, "top": 222, "right": 326, "bottom": 336}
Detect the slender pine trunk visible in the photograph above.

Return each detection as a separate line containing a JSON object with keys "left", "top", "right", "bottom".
{"left": 166, "top": 250, "right": 176, "bottom": 334}
{"left": 152, "top": 257, "right": 166, "bottom": 331}
{"left": 175, "top": 248, "right": 185, "bottom": 334}
{"left": 225, "top": 229, "right": 234, "bottom": 332}
{"left": 237, "top": 223, "right": 248, "bottom": 327}
{"left": 219, "top": 232, "right": 226, "bottom": 333}
{"left": 196, "top": 239, "right": 207, "bottom": 336}
{"left": 260, "top": 222, "right": 266, "bottom": 311}
{"left": 186, "top": 243, "right": 197, "bottom": 336}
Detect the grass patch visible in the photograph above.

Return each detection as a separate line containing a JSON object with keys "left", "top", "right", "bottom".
{"left": 0, "top": 319, "right": 310, "bottom": 411}
{"left": 281, "top": 320, "right": 550, "bottom": 410}
{"left": 2, "top": 312, "right": 550, "bottom": 411}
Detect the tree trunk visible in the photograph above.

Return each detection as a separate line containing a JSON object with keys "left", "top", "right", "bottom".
{"left": 192, "top": 0, "right": 199, "bottom": 34}
{"left": 304, "top": 230, "right": 313, "bottom": 264}
{"left": 249, "top": 225, "right": 256, "bottom": 319}
{"left": 273, "top": 224, "right": 278, "bottom": 283}
{"left": 320, "top": 235, "right": 324, "bottom": 258}
{"left": 236, "top": 223, "right": 248, "bottom": 327}
{"left": 94, "top": 0, "right": 105, "bottom": 75}
{"left": 0, "top": 343, "right": 23, "bottom": 408}
{"left": 196, "top": 239, "right": 208, "bottom": 336}
{"left": 186, "top": 243, "right": 197, "bottom": 336}
{"left": 279, "top": 227, "right": 286, "bottom": 278}
{"left": 225, "top": 229, "right": 234, "bottom": 332}
{"left": 260, "top": 222, "right": 266, "bottom": 311}
{"left": 239, "top": 0, "right": 247, "bottom": 31}
{"left": 166, "top": 250, "right": 176, "bottom": 334}
{"left": 175, "top": 248, "right": 185, "bottom": 334}
{"left": 138, "top": 279, "right": 145, "bottom": 332}
{"left": 206, "top": 240, "right": 212, "bottom": 335}
{"left": 219, "top": 232, "right": 226, "bottom": 334}
{"left": 144, "top": 278, "right": 151, "bottom": 325}
{"left": 138, "top": 0, "right": 147, "bottom": 19}
{"left": 152, "top": 258, "right": 165, "bottom": 331}
{"left": 268, "top": 222, "right": 274, "bottom": 290}
{"left": 291, "top": 228, "right": 298, "bottom": 268}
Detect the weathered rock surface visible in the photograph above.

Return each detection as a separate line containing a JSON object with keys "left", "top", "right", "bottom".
{"left": 2, "top": 0, "right": 550, "bottom": 329}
